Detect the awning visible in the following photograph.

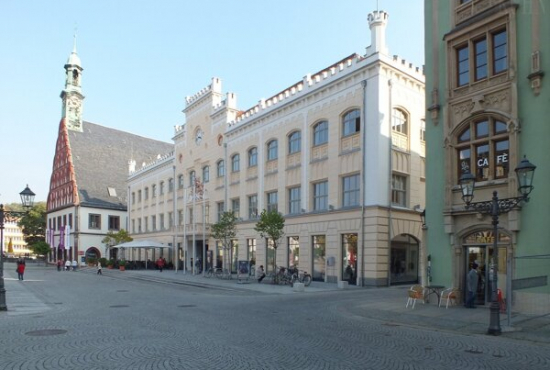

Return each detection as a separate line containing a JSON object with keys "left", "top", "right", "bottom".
{"left": 113, "top": 240, "right": 170, "bottom": 249}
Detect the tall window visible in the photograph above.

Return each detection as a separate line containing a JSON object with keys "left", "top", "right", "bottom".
{"left": 168, "top": 178, "right": 174, "bottom": 192}
{"left": 267, "top": 140, "right": 278, "bottom": 161}
{"left": 144, "top": 187, "right": 149, "bottom": 200}
{"left": 313, "top": 121, "right": 328, "bottom": 146}
{"left": 132, "top": 192, "right": 135, "bottom": 204}
{"left": 288, "top": 236, "right": 299, "bottom": 267}
{"left": 160, "top": 181, "right": 165, "bottom": 195}
{"left": 248, "top": 195, "right": 258, "bottom": 219}
{"left": 456, "top": 117, "right": 509, "bottom": 181}
{"left": 267, "top": 191, "right": 278, "bottom": 212}
{"left": 288, "top": 131, "right": 301, "bottom": 154}
{"left": 151, "top": 215, "right": 157, "bottom": 231}
{"left": 391, "top": 174, "right": 407, "bottom": 207}
{"left": 455, "top": 29, "right": 507, "bottom": 87}
{"left": 420, "top": 119, "right": 426, "bottom": 142}
{"left": 88, "top": 213, "right": 101, "bottom": 229}
{"left": 217, "top": 160, "right": 225, "bottom": 177}
{"left": 342, "top": 109, "right": 360, "bottom": 136}
{"left": 342, "top": 174, "right": 360, "bottom": 207}
{"left": 312, "top": 235, "right": 326, "bottom": 281}
{"left": 217, "top": 202, "right": 224, "bottom": 222}
{"left": 178, "top": 174, "right": 184, "bottom": 189}
{"left": 232, "top": 198, "right": 240, "bottom": 218}
{"left": 288, "top": 187, "right": 301, "bottom": 214}
{"left": 392, "top": 108, "right": 408, "bottom": 134}
{"left": 313, "top": 181, "right": 328, "bottom": 211}
{"left": 189, "top": 171, "right": 196, "bottom": 186}
{"left": 247, "top": 239, "right": 257, "bottom": 271}
{"left": 202, "top": 166, "right": 209, "bottom": 183}
{"left": 152, "top": 184, "right": 157, "bottom": 197}
{"left": 248, "top": 147, "right": 258, "bottom": 167}
{"left": 138, "top": 190, "right": 142, "bottom": 202}
{"left": 231, "top": 154, "right": 240, "bottom": 172}
{"left": 159, "top": 214, "right": 165, "bottom": 230}
{"left": 108, "top": 216, "right": 120, "bottom": 230}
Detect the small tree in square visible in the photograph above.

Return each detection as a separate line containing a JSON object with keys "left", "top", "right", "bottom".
{"left": 254, "top": 209, "right": 285, "bottom": 273}
{"left": 210, "top": 211, "right": 237, "bottom": 271}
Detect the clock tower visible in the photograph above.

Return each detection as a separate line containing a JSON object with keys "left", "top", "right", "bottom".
{"left": 61, "top": 36, "right": 84, "bottom": 132}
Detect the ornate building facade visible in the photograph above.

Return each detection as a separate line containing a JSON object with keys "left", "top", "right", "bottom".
{"left": 128, "top": 9, "right": 426, "bottom": 286}
{"left": 425, "top": 0, "right": 550, "bottom": 313}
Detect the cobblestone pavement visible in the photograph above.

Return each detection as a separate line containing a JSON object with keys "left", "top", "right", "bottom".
{"left": 1, "top": 263, "right": 549, "bottom": 370}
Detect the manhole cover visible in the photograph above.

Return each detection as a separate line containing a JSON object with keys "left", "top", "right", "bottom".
{"left": 26, "top": 329, "right": 67, "bottom": 336}
{"left": 54, "top": 302, "right": 63, "bottom": 305}
{"left": 116, "top": 290, "right": 129, "bottom": 292}
{"left": 178, "top": 304, "right": 196, "bottom": 308}
{"left": 109, "top": 305, "right": 129, "bottom": 308}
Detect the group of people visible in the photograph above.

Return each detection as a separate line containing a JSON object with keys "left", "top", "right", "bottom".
{"left": 16, "top": 257, "right": 26, "bottom": 281}
{"left": 56, "top": 259, "right": 78, "bottom": 271}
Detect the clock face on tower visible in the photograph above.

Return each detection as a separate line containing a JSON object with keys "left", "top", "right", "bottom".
{"left": 195, "top": 128, "right": 203, "bottom": 146}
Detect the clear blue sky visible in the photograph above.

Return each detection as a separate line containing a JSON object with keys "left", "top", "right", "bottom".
{"left": 0, "top": 0, "right": 424, "bottom": 204}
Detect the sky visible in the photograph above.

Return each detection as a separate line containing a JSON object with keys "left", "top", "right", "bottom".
{"left": 0, "top": 0, "right": 424, "bottom": 204}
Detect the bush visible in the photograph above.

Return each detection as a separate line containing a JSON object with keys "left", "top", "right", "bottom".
{"left": 98, "top": 258, "right": 108, "bottom": 267}
{"left": 118, "top": 259, "right": 127, "bottom": 267}
{"left": 86, "top": 257, "right": 97, "bottom": 265}
{"left": 107, "top": 259, "right": 115, "bottom": 266}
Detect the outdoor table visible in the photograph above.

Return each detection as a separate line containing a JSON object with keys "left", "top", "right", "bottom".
{"left": 424, "top": 285, "right": 445, "bottom": 305}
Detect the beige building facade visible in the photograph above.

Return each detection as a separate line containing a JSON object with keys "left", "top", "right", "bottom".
{"left": 128, "top": 10, "right": 426, "bottom": 286}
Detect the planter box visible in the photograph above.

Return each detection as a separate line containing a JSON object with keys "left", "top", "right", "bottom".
{"left": 119, "top": 266, "right": 126, "bottom": 271}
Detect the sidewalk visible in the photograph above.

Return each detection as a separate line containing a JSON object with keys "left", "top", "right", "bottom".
{"left": 4, "top": 264, "right": 550, "bottom": 344}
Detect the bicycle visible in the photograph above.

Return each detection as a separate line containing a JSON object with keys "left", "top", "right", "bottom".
{"left": 215, "top": 268, "right": 232, "bottom": 280}
{"left": 289, "top": 266, "right": 312, "bottom": 287}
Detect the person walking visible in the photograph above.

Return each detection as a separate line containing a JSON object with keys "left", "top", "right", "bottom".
{"left": 72, "top": 260, "right": 78, "bottom": 271}
{"left": 157, "top": 257, "right": 165, "bottom": 272}
{"left": 57, "top": 259, "right": 62, "bottom": 271}
{"left": 465, "top": 263, "right": 479, "bottom": 308}
{"left": 17, "top": 259, "right": 26, "bottom": 281}
{"left": 65, "top": 260, "right": 71, "bottom": 271}
{"left": 97, "top": 261, "right": 102, "bottom": 275}
{"left": 256, "top": 265, "right": 266, "bottom": 283}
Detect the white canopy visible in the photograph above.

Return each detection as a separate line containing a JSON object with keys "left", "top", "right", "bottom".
{"left": 113, "top": 240, "right": 170, "bottom": 249}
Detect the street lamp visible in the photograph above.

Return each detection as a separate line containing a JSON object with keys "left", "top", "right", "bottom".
{"left": 0, "top": 185, "right": 35, "bottom": 311}
{"left": 459, "top": 157, "right": 536, "bottom": 335}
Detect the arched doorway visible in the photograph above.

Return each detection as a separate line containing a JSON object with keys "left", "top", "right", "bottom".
{"left": 462, "top": 230, "right": 510, "bottom": 306}
{"left": 390, "top": 234, "right": 419, "bottom": 285}
{"left": 85, "top": 247, "right": 101, "bottom": 264}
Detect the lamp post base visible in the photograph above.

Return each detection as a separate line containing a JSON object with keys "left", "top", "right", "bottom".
{"left": 0, "top": 285, "right": 7, "bottom": 311}
{"left": 487, "top": 300, "right": 502, "bottom": 335}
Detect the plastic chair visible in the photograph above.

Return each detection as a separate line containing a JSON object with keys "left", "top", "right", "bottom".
{"left": 406, "top": 285, "right": 425, "bottom": 309}
{"left": 439, "top": 288, "right": 460, "bottom": 309}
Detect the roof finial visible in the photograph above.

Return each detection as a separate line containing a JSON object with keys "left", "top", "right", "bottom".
{"left": 73, "top": 25, "right": 78, "bottom": 53}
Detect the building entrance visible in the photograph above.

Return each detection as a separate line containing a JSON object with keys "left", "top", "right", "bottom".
{"left": 463, "top": 230, "right": 509, "bottom": 306}
{"left": 390, "top": 234, "right": 419, "bottom": 285}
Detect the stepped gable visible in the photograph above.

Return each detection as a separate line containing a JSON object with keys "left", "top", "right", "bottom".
{"left": 68, "top": 121, "right": 172, "bottom": 210}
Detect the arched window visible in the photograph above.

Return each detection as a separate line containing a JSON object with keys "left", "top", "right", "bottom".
{"left": 267, "top": 140, "right": 278, "bottom": 161}
{"left": 288, "top": 131, "right": 301, "bottom": 154}
{"left": 231, "top": 154, "right": 240, "bottom": 172}
{"left": 178, "top": 174, "right": 184, "bottom": 189}
{"left": 217, "top": 160, "right": 225, "bottom": 177}
{"left": 392, "top": 108, "right": 408, "bottom": 134}
{"left": 313, "top": 121, "right": 328, "bottom": 146}
{"left": 342, "top": 109, "right": 360, "bottom": 136}
{"left": 456, "top": 117, "right": 509, "bottom": 182}
{"left": 189, "top": 171, "right": 196, "bottom": 186}
{"left": 248, "top": 147, "right": 258, "bottom": 167}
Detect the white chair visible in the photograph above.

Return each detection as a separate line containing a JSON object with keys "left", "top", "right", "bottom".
{"left": 439, "top": 288, "right": 460, "bottom": 309}
{"left": 406, "top": 285, "right": 425, "bottom": 309}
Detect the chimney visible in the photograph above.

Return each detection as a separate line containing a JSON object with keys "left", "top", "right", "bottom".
{"left": 366, "top": 10, "right": 389, "bottom": 57}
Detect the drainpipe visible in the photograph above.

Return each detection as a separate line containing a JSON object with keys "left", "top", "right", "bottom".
{"left": 173, "top": 165, "right": 177, "bottom": 273}
{"left": 360, "top": 79, "right": 367, "bottom": 287}
{"left": 387, "top": 79, "right": 393, "bottom": 287}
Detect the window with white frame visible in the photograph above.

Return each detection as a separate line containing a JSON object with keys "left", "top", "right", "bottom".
{"left": 420, "top": 119, "right": 426, "bottom": 142}
{"left": 313, "top": 120, "right": 328, "bottom": 146}
{"left": 391, "top": 174, "right": 407, "bottom": 207}
{"left": 144, "top": 187, "right": 149, "bottom": 200}
{"left": 267, "top": 191, "right": 278, "bottom": 212}
{"left": 138, "top": 190, "right": 142, "bottom": 202}
{"left": 232, "top": 198, "right": 240, "bottom": 218}
{"left": 248, "top": 195, "right": 258, "bottom": 219}
{"left": 168, "top": 178, "right": 174, "bottom": 192}
{"left": 160, "top": 181, "right": 165, "bottom": 195}
{"left": 288, "top": 186, "right": 301, "bottom": 214}
{"left": 248, "top": 147, "right": 258, "bottom": 167}
{"left": 189, "top": 171, "right": 196, "bottom": 186}
{"left": 231, "top": 154, "right": 240, "bottom": 172}
{"left": 89, "top": 214, "right": 101, "bottom": 229}
{"left": 342, "top": 109, "right": 361, "bottom": 136}
{"left": 108, "top": 215, "right": 120, "bottom": 230}
{"left": 178, "top": 174, "right": 184, "bottom": 189}
{"left": 313, "top": 181, "right": 328, "bottom": 211}
{"left": 159, "top": 214, "right": 165, "bottom": 230}
{"left": 203, "top": 166, "right": 209, "bottom": 183}
{"left": 267, "top": 140, "right": 278, "bottom": 161}
{"left": 152, "top": 184, "right": 157, "bottom": 197}
{"left": 217, "top": 160, "right": 225, "bottom": 177}
{"left": 288, "top": 131, "right": 301, "bottom": 154}
{"left": 151, "top": 215, "right": 157, "bottom": 231}
{"left": 342, "top": 174, "right": 360, "bottom": 207}
{"left": 392, "top": 108, "right": 408, "bottom": 134}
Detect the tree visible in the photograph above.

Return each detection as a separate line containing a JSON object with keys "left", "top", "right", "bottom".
{"left": 17, "top": 202, "right": 46, "bottom": 246}
{"left": 30, "top": 241, "right": 51, "bottom": 257}
{"left": 254, "top": 209, "right": 285, "bottom": 272}
{"left": 210, "top": 211, "right": 237, "bottom": 270}
{"left": 101, "top": 229, "right": 133, "bottom": 260}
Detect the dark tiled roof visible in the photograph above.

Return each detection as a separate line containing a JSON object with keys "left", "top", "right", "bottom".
{"left": 68, "top": 121, "right": 172, "bottom": 210}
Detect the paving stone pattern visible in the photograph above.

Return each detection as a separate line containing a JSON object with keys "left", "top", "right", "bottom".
{"left": 1, "top": 264, "right": 549, "bottom": 370}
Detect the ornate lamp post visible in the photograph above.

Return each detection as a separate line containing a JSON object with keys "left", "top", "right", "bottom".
{"left": 0, "top": 185, "right": 36, "bottom": 311}
{"left": 459, "top": 157, "right": 536, "bottom": 335}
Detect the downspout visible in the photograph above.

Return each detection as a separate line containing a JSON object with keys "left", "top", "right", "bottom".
{"left": 387, "top": 79, "right": 393, "bottom": 287}
{"left": 173, "top": 165, "right": 177, "bottom": 273}
{"left": 360, "top": 79, "right": 367, "bottom": 287}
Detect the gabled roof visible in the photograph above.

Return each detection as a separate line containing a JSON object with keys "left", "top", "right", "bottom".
{"left": 67, "top": 121, "right": 172, "bottom": 210}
